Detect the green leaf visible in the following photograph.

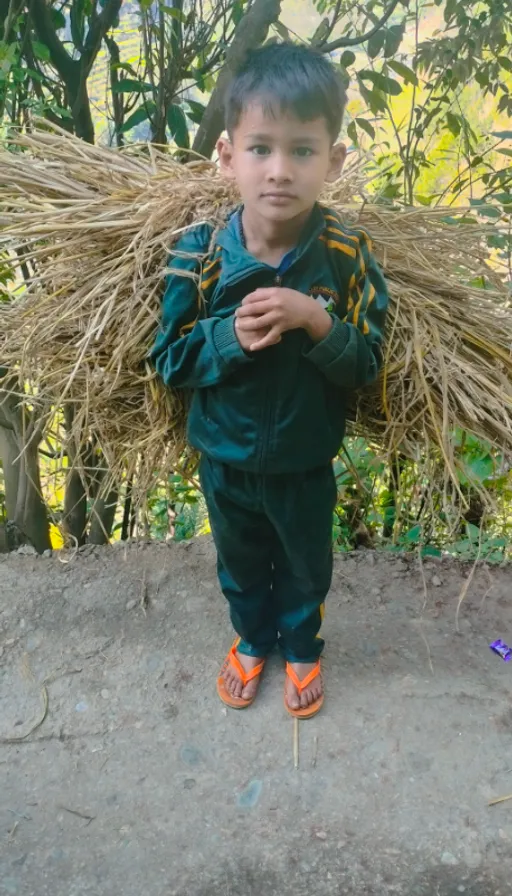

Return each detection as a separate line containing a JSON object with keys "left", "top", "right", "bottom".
{"left": 367, "top": 30, "right": 385, "bottom": 60}
{"left": 112, "top": 78, "right": 153, "bottom": 94}
{"left": 355, "top": 117, "right": 375, "bottom": 140}
{"left": 415, "top": 194, "right": 433, "bottom": 206}
{"left": 478, "top": 206, "right": 502, "bottom": 219}
{"left": 387, "top": 60, "right": 418, "bottom": 86}
{"left": 358, "top": 70, "right": 402, "bottom": 95}
{"left": 167, "top": 103, "right": 190, "bottom": 148}
{"left": 465, "top": 523, "right": 481, "bottom": 543}
{"left": 491, "top": 131, "right": 512, "bottom": 140}
{"left": 339, "top": 50, "right": 356, "bottom": 68}
{"left": 497, "top": 56, "right": 512, "bottom": 73}
{"left": 464, "top": 454, "right": 495, "bottom": 483}
{"left": 347, "top": 121, "right": 358, "bottom": 147}
{"left": 31, "top": 40, "right": 51, "bottom": 63}
{"left": 50, "top": 8, "right": 66, "bottom": 29}
{"left": 498, "top": 149, "right": 512, "bottom": 158}
{"left": 404, "top": 524, "right": 421, "bottom": 542}
{"left": 186, "top": 99, "right": 206, "bottom": 124}
{"left": 160, "top": 5, "right": 187, "bottom": 22}
{"left": 421, "top": 545, "right": 442, "bottom": 558}
{"left": 232, "top": 0, "right": 244, "bottom": 25}
{"left": 120, "top": 104, "right": 154, "bottom": 133}
{"left": 384, "top": 22, "right": 405, "bottom": 58}
{"left": 357, "top": 78, "right": 387, "bottom": 114}
{"left": 446, "top": 111, "right": 460, "bottom": 137}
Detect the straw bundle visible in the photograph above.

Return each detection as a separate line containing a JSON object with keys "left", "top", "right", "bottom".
{"left": 0, "top": 123, "right": 510, "bottom": 514}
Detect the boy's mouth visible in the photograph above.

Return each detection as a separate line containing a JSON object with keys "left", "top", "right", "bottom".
{"left": 261, "top": 192, "right": 297, "bottom": 203}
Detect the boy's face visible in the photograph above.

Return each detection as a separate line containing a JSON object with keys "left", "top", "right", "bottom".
{"left": 217, "top": 103, "right": 346, "bottom": 224}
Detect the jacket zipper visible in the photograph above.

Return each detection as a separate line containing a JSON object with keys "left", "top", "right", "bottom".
{"left": 259, "top": 272, "right": 283, "bottom": 471}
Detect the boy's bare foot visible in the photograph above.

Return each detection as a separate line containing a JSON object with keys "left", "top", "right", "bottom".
{"left": 222, "top": 651, "right": 265, "bottom": 701}
{"left": 285, "top": 662, "right": 323, "bottom": 710}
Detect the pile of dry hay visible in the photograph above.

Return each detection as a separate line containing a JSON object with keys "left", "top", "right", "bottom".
{"left": 0, "top": 123, "right": 511, "bottom": 520}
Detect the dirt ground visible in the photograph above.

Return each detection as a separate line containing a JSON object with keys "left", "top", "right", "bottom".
{"left": 1, "top": 539, "right": 512, "bottom": 895}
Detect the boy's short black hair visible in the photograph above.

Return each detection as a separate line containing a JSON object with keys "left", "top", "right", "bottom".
{"left": 224, "top": 42, "right": 346, "bottom": 144}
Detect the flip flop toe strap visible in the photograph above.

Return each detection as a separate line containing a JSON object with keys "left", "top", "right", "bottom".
{"left": 227, "top": 644, "right": 264, "bottom": 686}
{"left": 286, "top": 661, "right": 321, "bottom": 693}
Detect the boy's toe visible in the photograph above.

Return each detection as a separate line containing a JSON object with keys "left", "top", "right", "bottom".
{"left": 287, "top": 688, "right": 300, "bottom": 710}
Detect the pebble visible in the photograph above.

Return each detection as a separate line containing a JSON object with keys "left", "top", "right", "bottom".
{"left": 441, "top": 851, "right": 458, "bottom": 866}
{"left": 16, "top": 545, "right": 37, "bottom": 555}
{"left": 180, "top": 745, "right": 202, "bottom": 767}
{"left": 432, "top": 575, "right": 442, "bottom": 587}
{"left": 75, "top": 701, "right": 88, "bottom": 713}
{"left": 42, "top": 550, "right": 52, "bottom": 558}
{"left": 371, "top": 587, "right": 382, "bottom": 596}
{"left": 315, "top": 831, "right": 327, "bottom": 840}
{"left": 125, "top": 599, "right": 137, "bottom": 611}
{"left": 100, "top": 689, "right": 110, "bottom": 700}
{"left": 237, "top": 779, "right": 263, "bottom": 809}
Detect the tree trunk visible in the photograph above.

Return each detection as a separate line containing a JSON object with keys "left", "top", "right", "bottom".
{"left": 61, "top": 406, "right": 87, "bottom": 546}
{"left": 88, "top": 482, "right": 119, "bottom": 544}
{"left": 15, "top": 441, "right": 51, "bottom": 552}
{"left": 0, "top": 382, "right": 51, "bottom": 552}
{"left": 0, "top": 424, "right": 20, "bottom": 519}
{"left": 192, "top": 0, "right": 282, "bottom": 158}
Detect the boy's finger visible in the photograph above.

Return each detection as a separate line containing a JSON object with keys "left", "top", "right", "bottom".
{"left": 236, "top": 301, "right": 272, "bottom": 318}
{"left": 236, "top": 313, "right": 275, "bottom": 331}
{"left": 242, "top": 289, "right": 274, "bottom": 305}
{"left": 249, "top": 327, "right": 282, "bottom": 351}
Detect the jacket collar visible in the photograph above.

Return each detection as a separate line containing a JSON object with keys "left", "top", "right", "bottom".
{"left": 215, "top": 202, "right": 327, "bottom": 286}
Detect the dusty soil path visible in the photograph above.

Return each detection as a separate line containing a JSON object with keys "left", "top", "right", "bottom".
{"left": 1, "top": 540, "right": 512, "bottom": 895}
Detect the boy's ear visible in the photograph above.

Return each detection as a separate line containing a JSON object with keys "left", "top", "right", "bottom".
{"left": 217, "top": 136, "right": 236, "bottom": 179}
{"left": 325, "top": 142, "right": 347, "bottom": 183}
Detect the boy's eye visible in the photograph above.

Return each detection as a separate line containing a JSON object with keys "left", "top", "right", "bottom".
{"left": 294, "top": 147, "right": 314, "bottom": 157}
{"left": 250, "top": 145, "right": 270, "bottom": 156}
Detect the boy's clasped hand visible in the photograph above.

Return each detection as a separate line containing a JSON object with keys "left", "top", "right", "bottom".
{"left": 235, "top": 287, "right": 332, "bottom": 352}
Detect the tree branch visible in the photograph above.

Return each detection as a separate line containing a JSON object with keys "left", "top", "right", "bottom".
{"left": 30, "top": 0, "right": 77, "bottom": 80}
{"left": 320, "top": 0, "right": 401, "bottom": 52}
{"left": 192, "top": 0, "right": 282, "bottom": 159}
{"left": 82, "top": 0, "right": 123, "bottom": 74}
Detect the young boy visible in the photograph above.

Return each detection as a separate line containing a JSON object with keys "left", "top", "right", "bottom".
{"left": 151, "top": 42, "right": 388, "bottom": 718}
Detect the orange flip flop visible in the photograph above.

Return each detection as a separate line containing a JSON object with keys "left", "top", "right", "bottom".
{"left": 217, "top": 640, "right": 265, "bottom": 709}
{"left": 284, "top": 660, "right": 324, "bottom": 719}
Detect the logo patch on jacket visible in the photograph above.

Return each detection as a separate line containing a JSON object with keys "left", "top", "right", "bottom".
{"left": 309, "top": 285, "right": 339, "bottom": 313}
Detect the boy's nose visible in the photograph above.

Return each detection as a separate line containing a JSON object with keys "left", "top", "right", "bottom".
{"left": 267, "top": 154, "right": 293, "bottom": 183}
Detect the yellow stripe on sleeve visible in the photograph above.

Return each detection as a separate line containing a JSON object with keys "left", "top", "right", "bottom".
{"left": 201, "top": 269, "right": 221, "bottom": 290}
{"left": 319, "top": 236, "right": 357, "bottom": 258}
{"left": 202, "top": 257, "right": 220, "bottom": 274}
{"left": 179, "top": 319, "right": 197, "bottom": 337}
{"left": 352, "top": 286, "right": 364, "bottom": 328}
